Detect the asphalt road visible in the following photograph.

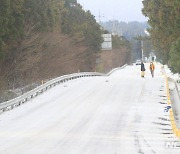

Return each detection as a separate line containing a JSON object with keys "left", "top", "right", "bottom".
{"left": 0, "top": 64, "right": 179, "bottom": 154}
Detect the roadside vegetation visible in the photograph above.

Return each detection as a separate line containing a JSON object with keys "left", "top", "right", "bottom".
{"left": 142, "top": 0, "right": 180, "bottom": 73}
{"left": 0, "top": 0, "right": 134, "bottom": 102}
{"left": 0, "top": 0, "right": 103, "bottom": 59}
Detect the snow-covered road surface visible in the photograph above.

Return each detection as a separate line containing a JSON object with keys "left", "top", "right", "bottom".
{"left": 0, "top": 64, "right": 179, "bottom": 154}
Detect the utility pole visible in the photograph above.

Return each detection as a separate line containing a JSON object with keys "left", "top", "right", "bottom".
{"left": 141, "top": 39, "right": 144, "bottom": 61}
{"left": 112, "top": 20, "right": 115, "bottom": 34}
{"left": 98, "top": 11, "right": 104, "bottom": 23}
{"left": 112, "top": 20, "right": 118, "bottom": 35}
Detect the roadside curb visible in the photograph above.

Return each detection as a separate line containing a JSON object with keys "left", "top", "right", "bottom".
{"left": 165, "top": 75, "right": 180, "bottom": 139}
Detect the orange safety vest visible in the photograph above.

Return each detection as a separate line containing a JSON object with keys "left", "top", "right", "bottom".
{"left": 150, "top": 63, "right": 155, "bottom": 71}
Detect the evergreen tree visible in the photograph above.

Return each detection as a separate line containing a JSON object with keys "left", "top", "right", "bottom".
{"left": 0, "top": 0, "right": 103, "bottom": 58}
{"left": 0, "top": 0, "right": 10, "bottom": 57}
{"left": 142, "top": 0, "right": 180, "bottom": 64}
{"left": 169, "top": 38, "right": 180, "bottom": 72}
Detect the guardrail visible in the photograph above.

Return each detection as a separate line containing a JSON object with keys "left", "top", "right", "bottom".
{"left": 107, "top": 64, "right": 127, "bottom": 76}
{"left": 0, "top": 72, "right": 104, "bottom": 114}
{"left": 0, "top": 65, "right": 127, "bottom": 114}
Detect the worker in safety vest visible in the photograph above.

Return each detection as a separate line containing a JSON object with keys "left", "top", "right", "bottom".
{"left": 149, "top": 62, "right": 155, "bottom": 77}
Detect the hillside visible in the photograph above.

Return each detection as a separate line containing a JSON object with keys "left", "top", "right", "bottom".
{"left": 100, "top": 21, "right": 148, "bottom": 40}
{"left": 0, "top": 0, "right": 101, "bottom": 87}
{"left": 0, "top": 30, "right": 96, "bottom": 87}
{"left": 0, "top": 0, "right": 131, "bottom": 102}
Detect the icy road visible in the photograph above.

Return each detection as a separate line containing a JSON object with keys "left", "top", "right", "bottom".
{"left": 0, "top": 64, "right": 179, "bottom": 154}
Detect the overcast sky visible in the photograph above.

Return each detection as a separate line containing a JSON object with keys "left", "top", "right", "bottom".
{"left": 78, "top": 0, "right": 147, "bottom": 22}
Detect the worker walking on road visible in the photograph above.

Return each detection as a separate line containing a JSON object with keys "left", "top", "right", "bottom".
{"left": 141, "top": 62, "right": 146, "bottom": 78}
{"left": 149, "top": 62, "right": 155, "bottom": 78}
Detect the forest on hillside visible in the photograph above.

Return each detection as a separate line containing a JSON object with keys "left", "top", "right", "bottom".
{"left": 0, "top": 0, "right": 132, "bottom": 102}
{"left": 0, "top": 0, "right": 103, "bottom": 59}
{"left": 0, "top": 0, "right": 103, "bottom": 101}
{"left": 100, "top": 21, "right": 148, "bottom": 41}
{"left": 142, "top": 0, "right": 180, "bottom": 73}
